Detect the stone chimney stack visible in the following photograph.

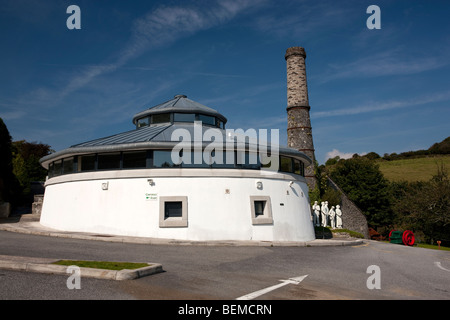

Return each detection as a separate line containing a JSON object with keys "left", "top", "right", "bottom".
{"left": 285, "top": 46, "right": 316, "bottom": 190}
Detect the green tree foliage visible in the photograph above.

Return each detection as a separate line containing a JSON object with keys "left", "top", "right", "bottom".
{"left": 328, "top": 157, "right": 393, "bottom": 228}
{"left": 392, "top": 163, "right": 450, "bottom": 245}
{"left": 12, "top": 140, "right": 52, "bottom": 202}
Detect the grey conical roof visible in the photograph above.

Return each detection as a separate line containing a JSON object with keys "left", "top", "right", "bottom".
{"left": 132, "top": 94, "right": 227, "bottom": 125}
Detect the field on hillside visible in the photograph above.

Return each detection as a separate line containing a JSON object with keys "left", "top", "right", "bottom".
{"left": 377, "top": 155, "right": 450, "bottom": 182}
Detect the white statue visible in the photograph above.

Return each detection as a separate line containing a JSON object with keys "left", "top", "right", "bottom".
{"left": 329, "top": 206, "right": 336, "bottom": 229}
{"left": 321, "top": 201, "right": 329, "bottom": 227}
{"left": 312, "top": 201, "right": 321, "bottom": 226}
{"left": 335, "top": 205, "right": 343, "bottom": 229}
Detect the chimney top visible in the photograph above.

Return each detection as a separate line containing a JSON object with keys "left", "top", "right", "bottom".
{"left": 285, "top": 47, "right": 306, "bottom": 60}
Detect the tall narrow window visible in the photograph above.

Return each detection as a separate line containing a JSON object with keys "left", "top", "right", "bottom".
{"left": 53, "top": 160, "right": 62, "bottom": 177}
{"left": 48, "top": 162, "right": 54, "bottom": 178}
{"left": 63, "top": 157, "right": 74, "bottom": 174}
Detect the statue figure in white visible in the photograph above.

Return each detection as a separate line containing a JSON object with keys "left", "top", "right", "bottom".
{"left": 329, "top": 206, "right": 336, "bottom": 229}
{"left": 321, "top": 201, "right": 329, "bottom": 227}
{"left": 312, "top": 201, "right": 321, "bottom": 226}
{"left": 335, "top": 205, "right": 343, "bottom": 229}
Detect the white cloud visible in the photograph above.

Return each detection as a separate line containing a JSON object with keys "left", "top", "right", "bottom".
{"left": 325, "top": 149, "right": 367, "bottom": 161}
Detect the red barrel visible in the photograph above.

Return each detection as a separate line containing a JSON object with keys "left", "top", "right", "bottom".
{"left": 402, "top": 230, "right": 415, "bottom": 246}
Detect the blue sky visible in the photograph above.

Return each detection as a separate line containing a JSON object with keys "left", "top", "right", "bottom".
{"left": 1, "top": 0, "right": 449, "bottom": 164}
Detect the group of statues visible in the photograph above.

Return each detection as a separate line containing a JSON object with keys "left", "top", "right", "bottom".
{"left": 311, "top": 201, "right": 343, "bottom": 229}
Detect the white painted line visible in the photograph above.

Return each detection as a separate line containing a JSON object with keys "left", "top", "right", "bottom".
{"left": 236, "top": 275, "right": 308, "bottom": 300}
{"left": 435, "top": 262, "right": 450, "bottom": 272}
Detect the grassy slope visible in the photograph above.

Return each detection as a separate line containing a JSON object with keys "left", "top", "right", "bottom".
{"left": 377, "top": 155, "right": 450, "bottom": 182}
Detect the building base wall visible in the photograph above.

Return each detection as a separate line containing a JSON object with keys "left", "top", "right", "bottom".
{"left": 40, "top": 169, "right": 315, "bottom": 242}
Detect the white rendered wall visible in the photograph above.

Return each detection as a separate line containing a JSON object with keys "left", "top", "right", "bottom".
{"left": 40, "top": 169, "right": 315, "bottom": 242}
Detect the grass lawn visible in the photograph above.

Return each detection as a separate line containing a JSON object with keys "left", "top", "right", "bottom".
{"left": 53, "top": 260, "right": 150, "bottom": 270}
{"left": 377, "top": 155, "right": 450, "bottom": 182}
{"left": 415, "top": 243, "right": 450, "bottom": 251}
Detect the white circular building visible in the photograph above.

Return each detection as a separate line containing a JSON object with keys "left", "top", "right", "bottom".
{"left": 39, "top": 95, "right": 315, "bottom": 242}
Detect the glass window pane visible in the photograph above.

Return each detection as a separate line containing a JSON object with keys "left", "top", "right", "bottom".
{"left": 137, "top": 117, "right": 149, "bottom": 128}
{"left": 165, "top": 202, "right": 182, "bottom": 218}
{"left": 198, "top": 114, "right": 216, "bottom": 126}
{"left": 98, "top": 153, "right": 121, "bottom": 170}
{"left": 280, "top": 156, "right": 293, "bottom": 173}
{"left": 211, "top": 151, "right": 235, "bottom": 168}
{"left": 294, "top": 159, "right": 301, "bottom": 175}
{"left": 182, "top": 151, "right": 209, "bottom": 168}
{"left": 53, "top": 160, "right": 62, "bottom": 176}
{"left": 123, "top": 151, "right": 147, "bottom": 169}
{"left": 152, "top": 113, "right": 171, "bottom": 124}
{"left": 153, "top": 150, "right": 179, "bottom": 168}
{"left": 48, "top": 162, "right": 54, "bottom": 178}
{"left": 174, "top": 113, "right": 195, "bottom": 122}
{"left": 243, "top": 152, "right": 260, "bottom": 169}
{"left": 81, "top": 155, "right": 96, "bottom": 171}
{"left": 254, "top": 201, "right": 266, "bottom": 217}
{"left": 63, "top": 157, "right": 74, "bottom": 174}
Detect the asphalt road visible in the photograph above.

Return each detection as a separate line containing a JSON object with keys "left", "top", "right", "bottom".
{"left": 0, "top": 230, "right": 449, "bottom": 302}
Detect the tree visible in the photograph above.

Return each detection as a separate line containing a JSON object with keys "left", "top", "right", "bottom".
{"left": 11, "top": 140, "right": 52, "bottom": 202}
{"left": 393, "top": 163, "right": 450, "bottom": 245}
{"left": 328, "top": 157, "right": 393, "bottom": 228}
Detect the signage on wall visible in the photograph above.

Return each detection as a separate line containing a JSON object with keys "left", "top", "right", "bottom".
{"left": 145, "top": 193, "right": 157, "bottom": 201}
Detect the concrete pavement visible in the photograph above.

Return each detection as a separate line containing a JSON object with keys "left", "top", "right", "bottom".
{"left": 0, "top": 213, "right": 365, "bottom": 280}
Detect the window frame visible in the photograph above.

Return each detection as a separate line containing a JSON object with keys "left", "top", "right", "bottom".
{"left": 250, "top": 196, "right": 273, "bottom": 225}
{"left": 159, "top": 196, "right": 188, "bottom": 228}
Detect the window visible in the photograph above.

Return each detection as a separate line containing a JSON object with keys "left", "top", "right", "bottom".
{"left": 254, "top": 201, "right": 266, "bottom": 217}
{"left": 80, "top": 155, "right": 96, "bottom": 171}
{"left": 137, "top": 117, "right": 150, "bottom": 128}
{"left": 98, "top": 153, "right": 121, "bottom": 170}
{"left": 294, "top": 159, "right": 301, "bottom": 175}
{"left": 63, "top": 157, "right": 74, "bottom": 174}
{"left": 153, "top": 150, "right": 180, "bottom": 168}
{"left": 211, "top": 150, "right": 235, "bottom": 168}
{"left": 165, "top": 202, "right": 182, "bottom": 218}
{"left": 174, "top": 113, "right": 195, "bottom": 122}
{"left": 280, "top": 156, "right": 293, "bottom": 173}
{"left": 152, "top": 113, "right": 171, "bottom": 124}
{"left": 48, "top": 162, "right": 54, "bottom": 178}
{"left": 159, "top": 196, "right": 188, "bottom": 227}
{"left": 236, "top": 151, "right": 260, "bottom": 169}
{"left": 198, "top": 114, "right": 216, "bottom": 126}
{"left": 53, "top": 160, "right": 62, "bottom": 177}
{"left": 123, "top": 151, "right": 147, "bottom": 169}
{"left": 250, "top": 196, "right": 273, "bottom": 225}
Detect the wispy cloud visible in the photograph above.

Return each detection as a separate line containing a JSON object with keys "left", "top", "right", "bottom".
{"left": 317, "top": 50, "right": 449, "bottom": 83}
{"left": 312, "top": 90, "right": 450, "bottom": 119}
{"left": 40, "top": 0, "right": 266, "bottom": 103}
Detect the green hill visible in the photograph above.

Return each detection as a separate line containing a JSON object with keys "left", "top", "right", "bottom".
{"left": 377, "top": 155, "right": 450, "bottom": 182}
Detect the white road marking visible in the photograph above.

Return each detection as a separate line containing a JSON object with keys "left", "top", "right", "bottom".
{"left": 236, "top": 275, "right": 308, "bottom": 300}
{"left": 435, "top": 262, "right": 450, "bottom": 272}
